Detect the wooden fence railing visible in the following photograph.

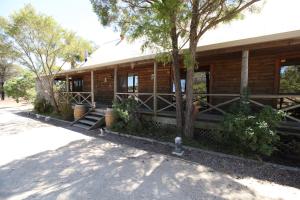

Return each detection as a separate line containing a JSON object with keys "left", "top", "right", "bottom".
{"left": 60, "top": 92, "right": 93, "bottom": 107}
{"left": 115, "top": 92, "right": 300, "bottom": 123}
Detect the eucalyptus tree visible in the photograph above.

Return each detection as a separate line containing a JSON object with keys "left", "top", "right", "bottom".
{"left": 183, "top": 0, "right": 261, "bottom": 137}
{"left": 90, "top": 0, "right": 189, "bottom": 135}
{"left": 1, "top": 5, "right": 94, "bottom": 112}
{"left": 0, "top": 25, "right": 20, "bottom": 100}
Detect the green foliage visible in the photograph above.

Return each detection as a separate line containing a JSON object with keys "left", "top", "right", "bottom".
{"left": 4, "top": 70, "right": 36, "bottom": 102}
{"left": 57, "top": 97, "right": 73, "bottom": 121}
{"left": 280, "top": 65, "right": 300, "bottom": 93}
{"left": 1, "top": 4, "right": 94, "bottom": 112}
{"left": 183, "top": 50, "right": 195, "bottom": 69}
{"left": 34, "top": 97, "right": 53, "bottom": 114}
{"left": 90, "top": 0, "right": 188, "bottom": 58}
{"left": 221, "top": 102, "right": 285, "bottom": 156}
{"left": 111, "top": 98, "right": 143, "bottom": 132}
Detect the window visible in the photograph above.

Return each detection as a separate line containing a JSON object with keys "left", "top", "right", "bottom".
{"left": 172, "top": 79, "right": 186, "bottom": 93}
{"left": 73, "top": 78, "right": 83, "bottom": 92}
{"left": 128, "top": 73, "right": 138, "bottom": 93}
{"left": 279, "top": 59, "right": 300, "bottom": 94}
{"left": 193, "top": 71, "right": 210, "bottom": 94}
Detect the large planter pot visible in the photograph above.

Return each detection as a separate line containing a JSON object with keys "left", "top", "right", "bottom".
{"left": 105, "top": 108, "right": 114, "bottom": 128}
{"left": 74, "top": 104, "right": 88, "bottom": 120}
{"left": 192, "top": 101, "right": 201, "bottom": 120}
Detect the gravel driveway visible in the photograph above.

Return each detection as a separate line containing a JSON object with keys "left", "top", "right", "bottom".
{"left": 0, "top": 104, "right": 299, "bottom": 200}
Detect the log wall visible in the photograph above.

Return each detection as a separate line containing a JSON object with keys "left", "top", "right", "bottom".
{"left": 66, "top": 44, "right": 300, "bottom": 106}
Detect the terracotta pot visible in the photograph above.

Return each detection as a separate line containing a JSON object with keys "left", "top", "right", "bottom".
{"left": 74, "top": 104, "right": 87, "bottom": 120}
{"left": 192, "top": 101, "right": 201, "bottom": 119}
{"left": 105, "top": 108, "right": 114, "bottom": 128}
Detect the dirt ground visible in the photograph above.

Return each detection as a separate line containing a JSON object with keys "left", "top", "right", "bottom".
{"left": 0, "top": 102, "right": 299, "bottom": 200}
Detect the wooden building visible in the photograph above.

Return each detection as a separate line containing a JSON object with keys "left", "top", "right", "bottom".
{"left": 53, "top": 31, "right": 300, "bottom": 133}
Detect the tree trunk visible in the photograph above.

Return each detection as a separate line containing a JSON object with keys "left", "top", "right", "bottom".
{"left": 184, "top": 0, "right": 199, "bottom": 138}
{"left": 0, "top": 81, "right": 4, "bottom": 100}
{"left": 170, "top": 12, "right": 184, "bottom": 136}
{"left": 48, "top": 79, "right": 60, "bottom": 113}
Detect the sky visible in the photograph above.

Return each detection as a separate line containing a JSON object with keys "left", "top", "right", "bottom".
{"left": 0, "top": 0, "right": 120, "bottom": 45}
{"left": 2, "top": 0, "right": 300, "bottom": 47}
{"left": 1, "top": 0, "right": 300, "bottom": 70}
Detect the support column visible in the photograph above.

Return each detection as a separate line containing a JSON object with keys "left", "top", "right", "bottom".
{"left": 153, "top": 62, "right": 157, "bottom": 115}
{"left": 114, "top": 66, "right": 118, "bottom": 100}
{"left": 91, "top": 70, "right": 95, "bottom": 108}
{"left": 240, "top": 50, "right": 249, "bottom": 95}
{"left": 66, "top": 75, "right": 69, "bottom": 92}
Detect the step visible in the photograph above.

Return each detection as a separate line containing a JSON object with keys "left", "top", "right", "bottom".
{"left": 85, "top": 115, "right": 101, "bottom": 121}
{"left": 90, "top": 111, "right": 104, "bottom": 116}
{"left": 277, "top": 125, "right": 300, "bottom": 132}
{"left": 79, "top": 119, "right": 95, "bottom": 126}
{"left": 94, "top": 108, "right": 107, "bottom": 113}
{"left": 279, "top": 121, "right": 300, "bottom": 128}
{"left": 277, "top": 130, "right": 300, "bottom": 137}
{"left": 73, "top": 123, "right": 91, "bottom": 130}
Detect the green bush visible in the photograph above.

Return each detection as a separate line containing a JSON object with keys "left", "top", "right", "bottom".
{"left": 34, "top": 97, "right": 53, "bottom": 114}
{"left": 57, "top": 99, "right": 73, "bottom": 121}
{"left": 221, "top": 102, "right": 285, "bottom": 156}
{"left": 4, "top": 71, "right": 36, "bottom": 103}
{"left": 111, "top": 98, "right": 143, "bottom": 133}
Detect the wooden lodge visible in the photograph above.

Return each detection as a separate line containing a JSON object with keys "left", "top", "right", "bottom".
{"left": 53, "top": 31, "right": 300, "bottom": 134}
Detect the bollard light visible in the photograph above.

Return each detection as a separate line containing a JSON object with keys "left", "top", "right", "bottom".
{"left": 172, "top": 136, "right": 184, "bottom": 156}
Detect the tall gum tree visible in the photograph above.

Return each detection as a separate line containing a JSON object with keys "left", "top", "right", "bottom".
{"left": 1, "top": 5, "right": 94, "bottom": 112}
{"left": 183, "top": 0, "right": 262, "bottom": 137}
{"left": 90, "top": 0, "right": 189, "bottom": 135}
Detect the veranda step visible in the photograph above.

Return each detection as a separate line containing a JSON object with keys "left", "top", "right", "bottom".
{"left": 277, "top": 130, "right": 300, "bottom": 137}
{"left": 90, "top": 111, "right": 104, "bottom": 116}
{"left": 73, "top": 123, "right": 91, "bottom": 130}
{"left": 94, "top": 108, "right": 106, "bottom": 114}
{"left": 85, "top": 115, "right": 101, "bottom": 120}
{"left": 277, "top": 125, "right": 300, "bottom": 132}
{"left": 79, "top": 119, "right": 95, "bottom": 126}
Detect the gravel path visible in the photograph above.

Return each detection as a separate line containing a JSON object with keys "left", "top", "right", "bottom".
{"left": 0, "top": 104, "right": 299, "bottom": 200}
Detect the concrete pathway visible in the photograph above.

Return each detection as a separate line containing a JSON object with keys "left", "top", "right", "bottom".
{"left": 0, "top": 104, "right": 299, "bottom": 200}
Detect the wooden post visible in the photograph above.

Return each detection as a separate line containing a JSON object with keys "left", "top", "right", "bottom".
{"left": 66, "top": 75, "right": 69, "bottom": 92}
{"left": 114, "top": 66, "right": 118, "bottom": 100}
{"left": 153, "top": 62, "right": 157, "bottom": 115}
{"left": 240, "top": 50, "right": 249, "bottom": 95}
{"left": 91, "top": 70, "right": 95, "bottom": 108}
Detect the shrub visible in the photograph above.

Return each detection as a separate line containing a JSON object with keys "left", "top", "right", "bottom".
{"left": 57, "top": 98, "right": 73, "bottom": 121}
{"left": 111, "top": 98, "right": 142, "bottom": 133}
{"left": 221, "top": 103, "right": 285, "bottom": 156}
{"left": 34, "top": 97, "right": 53, "bottom": 114}
{"left": 4, "top": 71, "right": 36, "bottom": 103}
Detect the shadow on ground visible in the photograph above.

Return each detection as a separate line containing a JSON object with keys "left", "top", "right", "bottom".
{"left": 14, "top": 111, "right": 300, "bottom": 190}
{"left": 0, "top": 137, "right": 268, "bottom": 200}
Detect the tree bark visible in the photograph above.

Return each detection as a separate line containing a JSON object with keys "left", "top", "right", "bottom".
{"left": 0, "top": 81, "right": 4, "bottom": 100}
{"left": 170, "top": 12, "right": 184, "bottom": 136}
{"left": 184, "top": 0, "right": 200, "bottom": 138}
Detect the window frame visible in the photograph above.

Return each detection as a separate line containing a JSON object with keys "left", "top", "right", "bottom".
{"left": 127, "top": 73, "right": 138, "bottom": 93}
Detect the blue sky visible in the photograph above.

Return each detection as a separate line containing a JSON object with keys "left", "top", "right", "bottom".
{"left": 0, "top": 0, "right": 120, "bottom": 45}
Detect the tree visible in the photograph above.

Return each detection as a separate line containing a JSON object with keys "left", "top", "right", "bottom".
{"left": 0, "top": 24, "right": 20, "bottom": 100}
{"left": 183, "top": 0, "right": 261, "bottom": 137}
{"left": 280, "top": 65, "right": 300, "bottom": 93}
{"left": 90, "top": 0, "right": 188, "bottom": 135}
{"left": 63, "top": 33, "right": 95, "bottom": 69}
{"left": 1, "top": 4, "right": 94, "bottom": 112}
{"left": 4, "top": 70, "right": 35, "bottom": 103}
{"left": 91, "top": 0, "right": 261, "bottom": 137}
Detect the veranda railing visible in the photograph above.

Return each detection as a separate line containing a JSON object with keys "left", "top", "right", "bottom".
{"left": 59, "top": 92, "right": 93, "bottom": 107}
{"left": 115, "top": 92, "right": 300, "bottom": 123}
